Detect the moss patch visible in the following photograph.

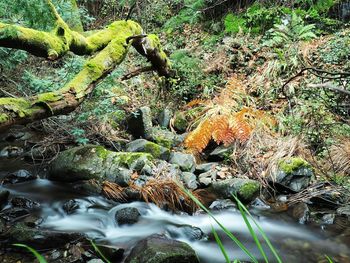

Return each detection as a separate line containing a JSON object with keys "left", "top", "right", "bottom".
{"left": 238, "top": 181, "right": 260, "bottom": 201}
{"left": 278, "top": 157, "right": 311, "bottom": 174}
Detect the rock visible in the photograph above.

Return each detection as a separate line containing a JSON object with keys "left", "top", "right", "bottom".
{"left": 127, "top": 106, "right": 153, "bottom": 138}
{"left": 169, "top": 152, "right": 196, "bottom": 172}
{"left": 90, "top": 244, "right": 124, "bottom": 262}
{"left": 321, "top": 213, "right": 336, "bottom": 225}
{"left": 0, "top": 146, "right": 24, "bottom": 158}
{"left": 2, "top": 169, "right": 36, "bottom": 184}
{"left": 250, "top": 198, "right": 271, "bottom": 210}
{"left": 124, "top": 235, "right": 199, "bottom": 263}
{"left": 337, "top": 205, "right": 350, "bottom": 218}
{"left": 172, "top": 112, "right": 188, "bottom": 133}
{"left": 290, "top": 202, "right": 310, "bottom": 224}
{"left": 273, "top": 157, "right": 313, "bottom": 192}
{"left": 0, "top": 190, "right": 9, "bottom": 209}
{"left": 208, "top": 145, "right": 233, "bottom": 161}
{"left": 209, "top": 199, "right": 236, "bottom": 210}
{"left": 113, "top": 167, "right": 133, "bottom": 187}
{"left": 63, "top": 199, "right": 80, "bottom": 214}
{"left": 166, "top": 225, "right": 204, "bottom": 241}
{"left": 72, "top": 180, "right": 103, "bottom": 195}
{"left": 195, "top": 162, "right": 219, "bottom": 174}
{"left": 49, "top": 145, "right": 153, "bottom": 182}
{"left": 148, "top": 127, "right": 184, "bottom": 148}
{"left": 181, "top": 172, "right": 198, "bottom": 189}
{"left": 11, "top": 196, "right": 40, "bottom": 209}
{"left": 158, "top": 108, "right": 172, "bottom": 128}
{"left": 87, "top": 259, "right": 104, "bottom": 263}
{"left": 211, "top": 178, "right": 260, "bottom": 203}
{"left": 115, "top": 207, "right": 141, "bottom": 225}
{"left": 1, "top": 222, "right": 84, "bottom": 249}
{"left": 198, "top": 170, "right": 217, "bottom": 186}
{"left": 126, "top": 139, "right": 170, "bottom": 160}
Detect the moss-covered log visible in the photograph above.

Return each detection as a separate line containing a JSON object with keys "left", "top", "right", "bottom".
{"left": 0, "top": 1, "right": 172, "bottom": 130}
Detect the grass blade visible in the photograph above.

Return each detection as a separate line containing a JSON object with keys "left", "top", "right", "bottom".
{"left": 233, "top": 195, "right": 283, "bottom": 263}
{"left": 90, "top": 239, "right": 111, "bottom": 263}
{"left": 178, "top": 184, "right": 258, "bottom": 263}
{"left": 211, "top": 225, "right": 231, "bottom": 263}
{"left": 13, "top": 244, "right": 47, "bottom": 263}
{"left": 237, "top": 201, "right": 269, "bottom": 263}
{"left": 325, "top": 255, "right": 334, "bottom": 263}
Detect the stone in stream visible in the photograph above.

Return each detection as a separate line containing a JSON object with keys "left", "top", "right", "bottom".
{"left": 2, "top": 169, "right": 36, "bottom": 184}
{"left": 158, "top": 108, "right": 172, "bottom": 128}
{"left": 0, "top": 190, "right": 9, "bottom": 209}
{"left": 126, "top": 139, "right": 170, "bottom": 160}
{"left": 124, "top": 234, "right": 200, "bottom": 263}
{"left": 127, "top": 106, "right": 153, "bottom": 139}
{"left": 0, "top": 146, "right": 24, "bottom": 158}
{"left": 210, "top": 178, "right": 260, "bottom": 203}
{"left": 290, "top": 202, "right": 310, "bottom": 224}
{"left": 169, "top": 152, "right": 196, "bottom": 172}
{"left": 49, "top": 145, "right": 153, "bottom": 182}
{"left": 115, "top": 207, "right": 141, "bottom": 225}
{"left": 195, "top": 162, "right": 219, "bottom": 174}
{"left": 11, "top": 196, "right": 40, "bottom": 209}
{"left": 272, "top": 157, "right": 313, "bottom": 192}
{"left": 166, "top": 225, "right": 205, "bottom": 241}
{"left": 1, "top": 222, "right": 84, "bottom": 249}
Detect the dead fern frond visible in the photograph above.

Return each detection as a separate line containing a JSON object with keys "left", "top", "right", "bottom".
{"left": 102, "top": 181, "right": 127, "bottom": 201}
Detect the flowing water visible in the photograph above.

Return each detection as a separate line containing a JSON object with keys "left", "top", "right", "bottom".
{"left": 0, "top": 140, "right": 350, "bottom": 263}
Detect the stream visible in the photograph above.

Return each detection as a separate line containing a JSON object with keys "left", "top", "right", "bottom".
{"left": 0, "top": 133, "right": 350, "bottom": 263}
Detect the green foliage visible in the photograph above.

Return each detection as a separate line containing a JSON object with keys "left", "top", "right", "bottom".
{"left": 318, "top": 32, "right": 350, "bottom": 66}
{"left": 264, "top": 12, "right": 317, "bottom": 46}
{"left": 70, "top": 128, "right": 89, "bottom": 145}
{"left": 224, "top": 14, "right": 246, "bottom": 34}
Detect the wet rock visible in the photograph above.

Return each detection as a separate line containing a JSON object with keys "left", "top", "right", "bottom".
{"left": 91, "top": 244, "right": 124, "bottom": 261}
{"left": 72, "top": 179, "right": 103, "bottom": 195}
{"left": 290, "top": 202, "right": 310, "bottom": 224}
{"left": 209, "top": 199, "right": 236, "bottom": 210}
{"left": 115, "top": 207, "right": 141, "bottom": 225}
{"left": 166, "top": 225, "right": 204, "bottom": 241}
{"left": 272, "top": 157, "right": 313, "bottom": 192}
{"left": 0, "top": 190, "right": 9, "bottom": 209}
{"left": 158, "top": 108, "right": 172, "bottom": 128}
{"left": 87, "top": 259, "right": 104, "bottom": 263}
{"left": 63, "top": 199, "right": 80, "bottom": 214}
{"left": 181, "top": 172, "right": 198, "bottom": 189}
{"left": 0, "top": 146, "right": 24, "bottom": 158}
{"left": 211, "top": 178, "right": 260, "bottom": 203}
{"left": 250, "top": 198, "right": 271, "bottom": 210}
{"left": 49, "top": 145, "right": 153, "bottom": 182}
{"left": 208, "top": 145, "right": 233, "bottom": 161}
{"left": 337, "top": 205, "right": 350, "bottom": 218}
{"left": 321, "top": 213, "right": 336, "bottom": 225}
{"left": 126, "top": 139, "right": 170, "bottom": 160}
{"left": 2, "top": 169, "right": 36, "bottom": 184}
{"left": 195, "top": 162, "right": 219, "bottom": 174}
{"left": 11, "top": 196, "right": 40, "bottom": 209}
{"left": 169, "top": 152, "right": 196, "bottom": 172}
{"left": 1, "top": 222, "right": 84, "bottom": 249}
{"left": 124, "top": 234, "right": 199, "bottom": 263}
{"left": 127, "top": 106, "right": 153, "bottom": 138}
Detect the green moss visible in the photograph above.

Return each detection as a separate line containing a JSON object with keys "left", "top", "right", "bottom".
{"left": 278, "top": 157, "right": 311, "bottom": 174}
{"left": 174, "top": 112, "right": 188, "bottom": 132}
{"left": 154, "top": 136, "right": 172, "bottom": 149}
{"left": 36, "top": 92, "right": 62, "bottom": 103}
{"left": 238, "top": 181, "right": 260, "bottom": 200}
{"left": 144, "top": 142, "right": 162, "bottom": 158}
{"left": 95, "top": 146, "right": 110, "bottom": 160}
{"left": 0, "top": 113, "right": 9, "bottom": 122}
{"left": 114, "top": 152, "right": 153, "bottom": 167}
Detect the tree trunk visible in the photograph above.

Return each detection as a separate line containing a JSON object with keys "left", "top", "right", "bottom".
{"left": 0, "top": 1, "right": 172, "bottom": 131}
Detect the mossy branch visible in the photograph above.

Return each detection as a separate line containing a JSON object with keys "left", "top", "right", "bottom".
{"left": 0, "top": 4, "right": 172, "bottom": 130}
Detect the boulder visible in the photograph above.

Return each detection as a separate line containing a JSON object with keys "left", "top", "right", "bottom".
{"left": 211, "top": 178, "right": 260, "bottom": 202}
{"left": 158, "top": 108, "right": 172, "bottom": 128}
{"left": 49, "top": 145, "right": 153, "bottom": 182}
{"left": 272, "top": 157, "right": 313, "bottom": 192}
{"left": 124, "top": 235, "right": 199, "bottom": 263}
{"left": 2, "top": 169, "right": 36, "bottom": 184}
{"left": 127, "top": 106, "right": 153, "bottom": 138}
{"left": 126, "top": 139, "right": 170, "bottom": 160}
{"left": 181, "top": 172, "right": 198, "bottom": 189}
{"left": 208, "top": 145, "right": 233, "bottom": 161}
{"left": 290, "top": 202, "right": 310, "bottom": 224}
{"left": 195, "top": 162, "right": 219, "bottom": 174}
{"left": 148, "top": 127, "right": 184, "bottom": 148}
{"left": 169, "top": 152, "right": 196, "bottom": 172}
{"left": 198, "top": 170, "right": 217, "bottom": 186}
{"left": 172, "top": 111, "right": 188, "bottom": 133}
{"left": 115, "top": 207, "right": 141, "bottom": 225}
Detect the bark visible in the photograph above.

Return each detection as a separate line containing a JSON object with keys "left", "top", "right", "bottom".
{"left": 0, "top": 1, "right": 172, "bottom": 131}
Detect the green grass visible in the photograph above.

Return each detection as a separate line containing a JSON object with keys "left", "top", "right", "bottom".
{"left": 13, "top": 244, "right": 47, "bottom": 263}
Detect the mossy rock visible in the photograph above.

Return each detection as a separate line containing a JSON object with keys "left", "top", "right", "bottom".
{"left": 278, "top": 157, "right": 311, "bottom": 174}
{"left": 211, "top": 178, "right": 260, "bottom": 203}
{"left": 124, "top": 235, "right": 199, "bottom": 263}
{"left": 173, "top": 111, "right": 188, "bottom": 133}
{"left": 49, "top": 145, "right": 153, "bottom": 182}
{"left": 126, "top": 139, "right": 170, "bottom": 160}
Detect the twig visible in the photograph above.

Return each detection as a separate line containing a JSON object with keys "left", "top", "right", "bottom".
{"left": 121, "top": 66, "right": 153, "bottom": 80}
{"left": 307, "top": 82, "right": 350, "bottom": 96}
{"left": 126, "top": 34, "right": 147, "bottom": 44}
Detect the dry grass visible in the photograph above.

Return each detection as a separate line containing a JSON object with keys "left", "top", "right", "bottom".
{"left": 102, "top": 181, "right": 127, "bottom": 201}
{"left": 328, "top": 139, "right": 350, "bottom": 176}
{"left": 230, "top": 129, "right": 310, "bottom": 183}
